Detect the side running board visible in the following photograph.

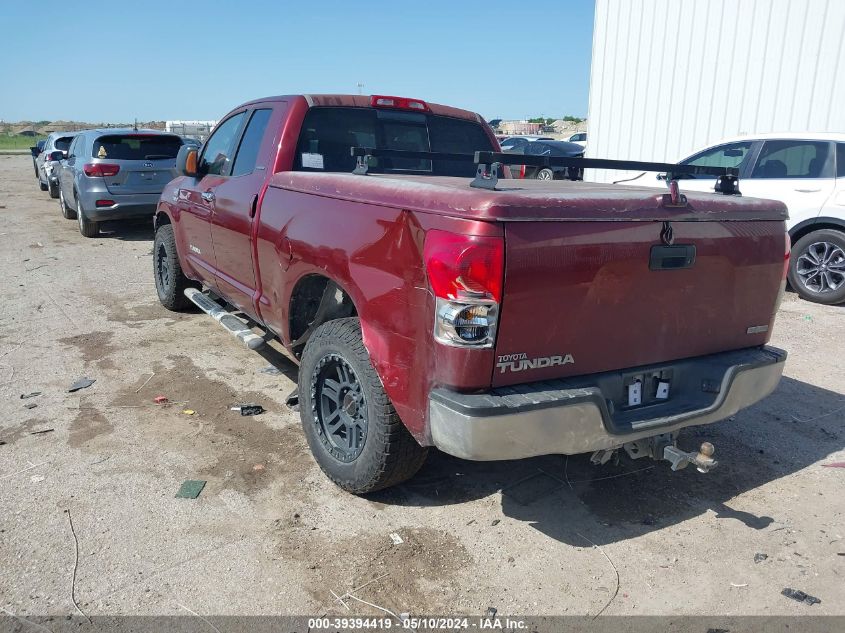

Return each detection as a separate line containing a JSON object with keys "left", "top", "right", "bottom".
{"left": 184, "top": 288, "right": 266, "bottom": 350}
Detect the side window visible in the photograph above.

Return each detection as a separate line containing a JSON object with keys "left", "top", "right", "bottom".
{"left": 68, "top": 136, "right": 80, "bottom": 158}
{"left": 750, "top": 140, "right": 832, "bottom": 179}
{"left": 837, "top": 143, "right": 845, "bottom": 178}
{"left": 231, "top": 109, "right": 273, "bottom": 177}
{"left": 199, "top": 112, "right": 246, "bottom": 176}
{"left": 680, "top": 141, "right": 753, "bottom": 179}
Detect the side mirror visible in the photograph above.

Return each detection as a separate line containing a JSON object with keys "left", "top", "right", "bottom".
{"left": 656, "top": 173, "right": 667, "bottom": 181}
{"left": 48, "top": 151, "right": 65, "bottom": 161}
{"left": 176, "top": 145, "right": 199, "bottom": 177}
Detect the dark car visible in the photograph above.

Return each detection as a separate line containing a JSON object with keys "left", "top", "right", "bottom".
{"left": 509, "top": 139, "right": 584, "bottom": 180}
{"left": 29, "top": 140, "right": 46, "bottom": 178}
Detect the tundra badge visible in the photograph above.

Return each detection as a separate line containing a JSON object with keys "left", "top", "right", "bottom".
{"left": 496, "top": 353, "right": 574, "bottom": 373}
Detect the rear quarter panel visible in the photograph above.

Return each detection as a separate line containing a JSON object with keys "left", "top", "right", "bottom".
{"left": 255, "top": 185, "right": 500, "bottom": 442}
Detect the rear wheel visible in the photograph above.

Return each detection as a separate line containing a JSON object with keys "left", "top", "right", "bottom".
{"left": 298, "top": 317, "right": 428, "bottom": 494}
{"left": 58, "top": 186, "right": 76, "bottom": 219}
{"left": 153, "top": 223, "right": 196, "bottom": 311}
{"left": 39, "top": 178, "right": 48, "bottom": 191}
{"left": 48, "top": 180, "right": 59, "bottom": 199}
{"left": 76, "top": 193, "right": 99, "bottom": 238}
{"left": 788, "top": 229, "right": 845, "bottom": 305}
{"left": 536, "top": 168, "right": 555, "bottom": 180}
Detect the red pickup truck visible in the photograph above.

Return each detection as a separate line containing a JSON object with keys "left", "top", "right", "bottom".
{"left": 152, "top": 94, "right": 789, "bottom": 493}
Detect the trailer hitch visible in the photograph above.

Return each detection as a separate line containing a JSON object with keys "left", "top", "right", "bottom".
{"left": 594, "top": 434, "right": 719, "bottom": 473}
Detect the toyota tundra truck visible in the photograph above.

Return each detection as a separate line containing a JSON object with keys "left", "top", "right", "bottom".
{"left": 152, "top": 94, "right": 789, "bottom": 493}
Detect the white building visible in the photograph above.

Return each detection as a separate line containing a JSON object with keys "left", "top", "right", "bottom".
{"left": 585, "top": 0, "right": 845, "bottom": 182}
{"left": 165, "top": 120, "right": 217, "bottom": 141}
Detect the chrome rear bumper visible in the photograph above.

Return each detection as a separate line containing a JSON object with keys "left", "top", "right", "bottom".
{"left": 429, "top": 346, "right": 786, "bottom": 461}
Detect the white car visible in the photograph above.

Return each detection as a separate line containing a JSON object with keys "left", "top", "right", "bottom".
{"left": 36, "top": 131, "right": 76, "bottom": 199}
{"left": 621, "top": 133, "right": 845, "bottom": 305}
{"left": 568, "top": 132, "right": 587, "bottom": 148}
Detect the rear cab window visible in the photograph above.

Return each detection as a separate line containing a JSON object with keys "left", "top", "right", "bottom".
{"left": 92, "top": 134, "right": 182, "bottom": 161}
{"left": 293, "top": 107, "right": 494, "bottom": 177}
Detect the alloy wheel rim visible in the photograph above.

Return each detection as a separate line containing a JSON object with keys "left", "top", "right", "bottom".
{"left": 796, "top": 241, "right": 845, "bottom": 294}
{"left": 537, "top": 169, "right": 553, "bottom": 180}
{"left": 156, "top": 243, "right": 171, "bottom": 291}
{"left": 310, "top": 353, "right": 367, "bottom": 462}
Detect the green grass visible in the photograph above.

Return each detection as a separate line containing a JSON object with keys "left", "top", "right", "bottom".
{"left": 0, "top": 134, "right": 47, "bottom": 150}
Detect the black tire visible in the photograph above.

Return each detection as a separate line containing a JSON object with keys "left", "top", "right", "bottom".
{"left": 39, "top": 179, "right": 48, "bottom": 191}
{"left": 298, "top": 317, "right": 428, "bottom": 494}
{"left": 76, "top": 193, "right": 99, "bottom": 238}
{"left": 59, "top": 186, "right": 76, "bottom": 220}
{"left": 535, "top": 168, "right": 555, "bottom": 180}
{"left": 48, "top": 180, "right": 59, "bottom": 199}
{"left": 788, "top": 229, "right": 845, "bottom": 305}
{"left": 153, "top": 223, "right": 197, "bottom": 311}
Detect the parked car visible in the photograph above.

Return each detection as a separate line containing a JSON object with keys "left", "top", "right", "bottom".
{"left": 499, "top": 135, "right": 554, "bottom": 151}
{"left": 150, "top": 93, "right": 787, "bottom": 494}
{"left": 620, "top": 133, "right": 845, "bottom": 304}
{"left": 29, "top": 140, "right": 46, "bottom": 178}
{"left": 56, "top": 129, "right": 186, "bottom": 237}
{"left": 568, "top": 132, "right": 587, "bottom": 147}
{"left": 35, "top": 132, "right": 75, "bottom": 197}
{"left": 508, "top": 139, "right": 584, "bottom": 180}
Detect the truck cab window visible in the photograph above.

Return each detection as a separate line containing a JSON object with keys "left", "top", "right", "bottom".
{"left": 232, "top": 109, "right": 272, "bottom": 177}
{"left": 293, "top": 106, "right": 494, "bottom": 177}
{"left": 200, "top": 112, "right": 246, "bottom": 176}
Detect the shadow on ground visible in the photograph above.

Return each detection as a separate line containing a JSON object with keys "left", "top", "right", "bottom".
{"left": 98, "top": 219, "right": 154, "bottom": 241}
{"left": 369, "top": 376, "right": 844, "bottom": 546}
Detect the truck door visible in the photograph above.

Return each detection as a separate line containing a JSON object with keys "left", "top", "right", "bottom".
{"left": 180, "top": 111, "right": 247, "bottom": 287}
{"left": 741, "top": 139, "right": 835, "bottom": 230}
{"left": 208, "top": 107, "right": 275, "bottom": 316}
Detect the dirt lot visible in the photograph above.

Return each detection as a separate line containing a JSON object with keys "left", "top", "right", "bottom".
{"left": 1, "top": 153, "right": 843, "bottom": 620}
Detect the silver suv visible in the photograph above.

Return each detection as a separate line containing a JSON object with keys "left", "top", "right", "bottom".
{"left": 56, "top": 129, "right": 185, "bottom": 237}
{"left": 36, "top": 131, "right": 76, "bottom": 198}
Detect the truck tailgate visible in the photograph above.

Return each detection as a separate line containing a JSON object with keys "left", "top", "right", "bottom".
{"left": 494, "top": 215, "right": 787, "bottom": 387}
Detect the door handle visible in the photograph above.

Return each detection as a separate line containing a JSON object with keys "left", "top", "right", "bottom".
{"left": 201, "top": 191, "right": 215, "bottom": 203}
{"left": 249, "top": 194, "right": 258, "bottom": 219}
{"left": 794, "top": 188, "right": 821, "bottom": 193}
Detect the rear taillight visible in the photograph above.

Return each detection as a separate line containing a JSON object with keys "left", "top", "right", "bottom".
{"left": 424, "top": 230, "right": 504, "bottom": 347}
{"left": 519, "top": 164, "right": 526, "bottom": 179}
{"left": 370, "top": 94, "right": 430, "bottom": 112}
{"left": 83, "top": 163, "right": 120, "bottom": 177}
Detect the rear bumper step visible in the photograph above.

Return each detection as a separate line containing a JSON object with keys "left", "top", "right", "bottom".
{"left": 429, "top": 346, "right": 786, "bottom": 460}
{"left": 184, "top": 288, "right": 266, "bottom": 350}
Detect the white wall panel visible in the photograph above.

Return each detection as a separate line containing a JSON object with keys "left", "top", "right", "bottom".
{"left": 586, "top": 0, "right": 845, "bottom": 182}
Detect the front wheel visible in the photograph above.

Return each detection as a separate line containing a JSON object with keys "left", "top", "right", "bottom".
{"left": 48, "top": 180, "right": 59, "bottom": 199}
{"left": 788, "top": 229, "right": 845, "bottom": 305}
{"left": 535, "top": 168, "right": 555, "bottom": 180}
{"left": 298, "top": 317, "right": 428, "bottom": 494}
{"left": 59, "top": 186, "right": 76, "bottom": 219}
{"left": 153, "top": 223, "right": 197, "bottom": 311}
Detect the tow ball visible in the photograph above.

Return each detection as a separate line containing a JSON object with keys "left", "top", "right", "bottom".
{"left": 592, "top": 434, "right": 719, "bottom": 473}
{"left": 661, "top": 442, "right": 718, "bottom": 473}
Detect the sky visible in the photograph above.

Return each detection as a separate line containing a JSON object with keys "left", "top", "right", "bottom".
{"left": 0, "top": 0, "right": 595, "bottom": 124}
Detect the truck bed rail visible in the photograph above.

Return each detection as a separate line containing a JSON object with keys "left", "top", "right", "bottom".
{"left": 349, "top": 146, "right": 741, "bottom": 195}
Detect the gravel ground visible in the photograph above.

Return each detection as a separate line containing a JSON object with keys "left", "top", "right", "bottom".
{"left": 1, "top": 154, "right": 843, "bottom": 620}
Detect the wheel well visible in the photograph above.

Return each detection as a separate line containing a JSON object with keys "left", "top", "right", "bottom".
{"left": 790, "top": 221, "right": 845, "bottom": 245}
{"left": 289, "top": 274, "right": 357, "bottom": 356}
{"left": 154, "top": 211, "right": 171, "bottom": 231}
